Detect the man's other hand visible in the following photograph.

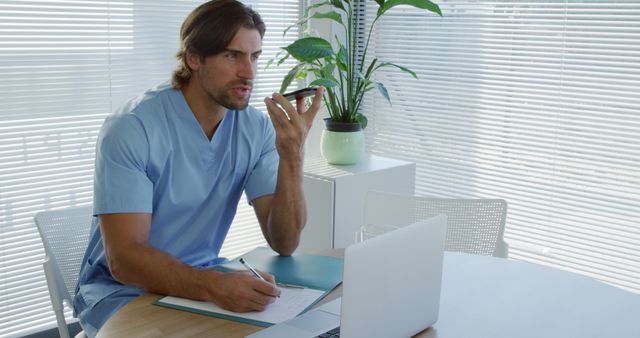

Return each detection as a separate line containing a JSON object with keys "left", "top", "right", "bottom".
{"left": 264, "top": 86, "right": 324, "bottom": 162}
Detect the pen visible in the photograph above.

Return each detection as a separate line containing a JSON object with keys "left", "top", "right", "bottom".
{"left": 239, "top": 258, "right": 266, "bottom": 282}
{"left": 277, "top": 282, "right": 305, "bottom": 289}
{"left": 239, "top": 258, "right": 280, "bottom": 298}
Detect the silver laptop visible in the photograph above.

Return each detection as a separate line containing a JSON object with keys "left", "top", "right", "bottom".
{"left": 246, "top": 214, "right": 447, "bottom": 338}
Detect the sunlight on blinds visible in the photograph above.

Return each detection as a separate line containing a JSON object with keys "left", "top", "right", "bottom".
{"left": 0, "top": 1, "right": 299, "bottom": 336}
{"left": 361, "top": 0, "right": 640, "bottom": 292}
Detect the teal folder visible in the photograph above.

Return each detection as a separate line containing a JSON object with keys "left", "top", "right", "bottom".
{"left": 213, "top": 246, "right": 344, "bottom": 291}
{"left": 153, "top": 247, "right": 343, "bottom": 327}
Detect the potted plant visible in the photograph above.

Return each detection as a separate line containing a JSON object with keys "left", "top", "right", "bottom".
{"left": 270, "top": 0, "right": 442, "bottom": 165}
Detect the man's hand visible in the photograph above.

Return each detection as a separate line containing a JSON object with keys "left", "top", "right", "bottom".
{"left": 263, "top": 87, "right": 324, "bottom": 162}
{"left": 255, "top": 87, "right": 324, "bottom": 255}
{"left": 206, "top": 270, "right": 281, "bottom": 312}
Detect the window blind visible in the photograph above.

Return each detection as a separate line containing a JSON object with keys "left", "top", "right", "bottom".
{"left": 361, "top": 0, "right": 640, "bottom": 292}
{"left": 0, "top": 1, "right": 300, "bottom": 336}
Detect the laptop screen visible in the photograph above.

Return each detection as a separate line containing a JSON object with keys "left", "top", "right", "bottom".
{"left": 340, "top": 214, "right": 447, "bottom": 338}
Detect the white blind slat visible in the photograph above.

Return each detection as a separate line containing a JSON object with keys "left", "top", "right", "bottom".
{"left": 0, "top": 1, "right": 300, "bottom": 336}
{"left": 362, "top": 0, "right": 640, "bottom": 293}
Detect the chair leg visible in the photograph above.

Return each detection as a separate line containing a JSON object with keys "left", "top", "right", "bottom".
{"left": 44, "top": 259, "right": 71, "bottom": 338}
{"left": 53, "top": 308, "right": 71, "bottom": 338}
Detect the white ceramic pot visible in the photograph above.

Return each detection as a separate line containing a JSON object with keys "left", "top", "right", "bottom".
{"left": 320, "top": 118, "right": 365, "bottom": 165}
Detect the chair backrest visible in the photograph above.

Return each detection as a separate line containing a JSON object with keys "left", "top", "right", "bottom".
{"left": 364, "top": 191, "right": 508, "bottom": 257}
{"left": 35, "top": 206, "right": 93, "bottom": 338}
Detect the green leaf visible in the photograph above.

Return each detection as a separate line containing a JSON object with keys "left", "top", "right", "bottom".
{"left": 265, "top": 50, "right": 285, "bottom": 70}
{"left": 276, "top": 52, "right": 290, "bottom": 66}
{"left": 336, "top": 45, "right": 348, "bottom": 72}
{"left": 310, "top": 11, "right": 345, "bottom": 28}
{"left": 319, "top": 63, "right": 340, "bottom": 84}
{"left": 356, "top": 113, "right": 368, "bottom": 129}
{"left": 329, "top": 0, "right": 345, "bottom": 11}
{"left": 284, "top": 37, "right": 334, "bottom": 63}
{"left": 309, "top": 66, "right": 324, "bottom": 79}
{"left": 321, "top": 63, "right": 336, "bottom": 77}
{"left": 378, "top": 0, "right": 442, "bottom": 18}
{"left": 296, "top": 69, "right": 308, "bottom": 80}
{"left": 283, "top": 1, "right": 334, "bottom": 37}
{"left": 363, "top": 58, "right": 378, "bottom": 79}
{"left": 356, "top": 71, "right": 372, "bottom": 85}
{"left": 373, "top": 82, "right": 391, "bottom": 105}
{"left": 377, "top": 62, "right": 418, "bottom": 79}
{"left": 265, "top": 58, "right": 274, "bottom": 70}
{"left": 305, "top": 0, "right": 332, "bottom": 17}
{"left": 283, "top": 19, "right": 307, "bottom": 37}
{"left": 323, "top": 86, "right": 340, "bottom": 118}
{"left": 280, "top": 64, "right": 304, "bottom": 93}
{"left": 310, "top": 78, "right": 339, "bottom": 88}
{"left": 374, "top": 0, "right": 385, "bottom": 6}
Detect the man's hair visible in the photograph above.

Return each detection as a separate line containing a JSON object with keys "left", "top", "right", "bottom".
{"left": 171, "top": 0, "right": 266, "bottom": 89}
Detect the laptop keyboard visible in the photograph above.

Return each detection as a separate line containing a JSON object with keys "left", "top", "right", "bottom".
{"left": 315, "top": 326, "right": 340, "bottom": 338}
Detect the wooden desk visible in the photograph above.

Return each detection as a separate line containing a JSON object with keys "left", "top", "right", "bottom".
{"left": 97, "top": 252, "right": 640, "bottom": 338}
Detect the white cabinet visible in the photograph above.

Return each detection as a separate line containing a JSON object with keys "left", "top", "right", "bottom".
{"left": 299, "top": 154, "right": 415, "bottom": 251}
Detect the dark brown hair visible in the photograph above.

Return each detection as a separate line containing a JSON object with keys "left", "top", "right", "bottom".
{"left": 171, "top": 0, "right": 266, "bottom": 89}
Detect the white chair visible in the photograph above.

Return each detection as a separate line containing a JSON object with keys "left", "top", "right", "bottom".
{"left": 35, "top": 206, "right": 93, "bottom": 338}
{"left": 363, "top": 191, "right": 509, "bottom": 257}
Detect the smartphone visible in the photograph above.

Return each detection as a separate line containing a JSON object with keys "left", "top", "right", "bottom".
{"left": 282, "top": 87, "right": 317, "bottom": 101}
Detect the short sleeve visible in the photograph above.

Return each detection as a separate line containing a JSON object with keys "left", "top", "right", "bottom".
{"left": 93, "top": 113, "right": 153, "bottom": 214}
{"left": 244, "top": 119, "right": 279, "bottom": 204}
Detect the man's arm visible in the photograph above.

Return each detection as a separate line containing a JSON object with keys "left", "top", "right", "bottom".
{"left": 259, "top": 87, "right": 324, "bottom": 256}
{"left": 99, "top": 213, "right": 280, "bottom": 312}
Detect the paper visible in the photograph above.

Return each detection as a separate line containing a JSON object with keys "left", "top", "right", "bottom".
{"left": 156, "top": 286, "right": 326, "bottom": 326}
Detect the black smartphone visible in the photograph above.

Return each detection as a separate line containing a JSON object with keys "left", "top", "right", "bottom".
{"left": 282, "top": 87, "right": 317, "bottom": 101}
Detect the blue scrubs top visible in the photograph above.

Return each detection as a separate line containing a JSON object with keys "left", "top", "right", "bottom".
{"left": 74, "top": 82, "right": 278, "bottom": 336}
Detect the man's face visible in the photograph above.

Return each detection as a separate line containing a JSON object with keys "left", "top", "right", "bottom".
{"left": 194, "top": 27, "right": 262, "bottom": 110}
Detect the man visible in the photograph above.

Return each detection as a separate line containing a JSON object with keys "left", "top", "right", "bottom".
{"left": 73, "top": 0, "right": 323, "bottom": 336}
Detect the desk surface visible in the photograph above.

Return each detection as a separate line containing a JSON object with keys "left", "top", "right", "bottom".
{"left": 97, "top": 252, "right": 640, "bottom": 338}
